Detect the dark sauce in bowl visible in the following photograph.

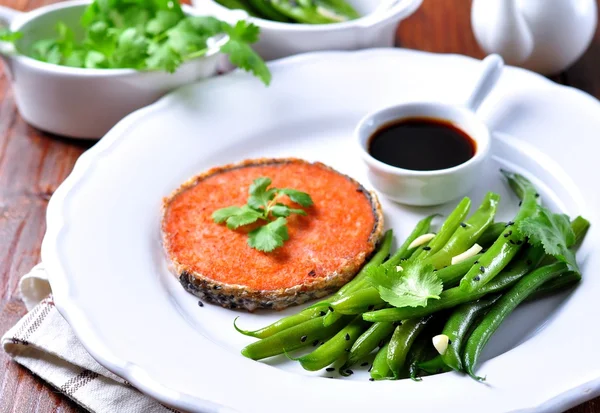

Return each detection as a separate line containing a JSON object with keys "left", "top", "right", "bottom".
{"left": 368, "top": 118, "right": 476, "bottom": 171}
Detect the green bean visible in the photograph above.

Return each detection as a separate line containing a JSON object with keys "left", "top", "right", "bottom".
{"left": 459, "top": 172, "right": 539, "bottom": 292}
{"left": 440, "top": 294, "right": 501, "bottom": 371}
{"left": 370, "top": 340, "right": 393, "bottom": 380}
{"left": 408, "top": 336, "right": 440, "bottom": 380}
{"left": 476, "top": 222, "right": 506, "bottom": 248}
{"left": 342, "top": 321, "right": 395, "bottom": 369}
{"left": 387, "top": 317, "right": 432, "bottom": 379}
{"left": 234, "top": 306, "right": 325, "bottom": 339}
{"left": 416, "top": 355, "right": 452, "bottom": 375}
{"left": 241, "top": 315, "right": 350, "bottom": 360}
{"left": 410, "top": 198, "right": 471, "bottom": 264}
{"left": 296, "top": 316, "right": 369, "bottom": 371}
{"left": 215, "top": 0, "right": 260, "bottom": 16}
{"left": 570, "top": 216, "right": 591, "bottom": 248}
{"left": 315, "top": 0, "right": 359, "bottom": 20}
{"left": 271, "top": 0, "right": 336, "bottom": 23}
{"left": 248, "top": 0, "right": 292, "bottom": 22}
{"left": 436, "top": 253, "right": 482, "bottom": 287}
{"left": 463, "top": 262, "right": 569, "bottom": 379}
{"left": 426, "top": 192, "right": 500, "bottom": 269}
{"left": 384, "top": 214, "right": 438, "bottom": 269}
{"left": 363, "top": 246, "right": 546, "bottom": 322}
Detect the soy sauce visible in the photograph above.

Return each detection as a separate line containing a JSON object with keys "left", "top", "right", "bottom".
{"left": 368, "top": 118, "right": 476, "bottom": 171}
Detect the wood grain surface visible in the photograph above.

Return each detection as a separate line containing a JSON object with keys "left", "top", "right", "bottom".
{"left": 1, "top": 0, "right": 599, "bottom": 412}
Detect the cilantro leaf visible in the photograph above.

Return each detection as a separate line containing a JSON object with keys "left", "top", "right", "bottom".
{"left": 270, "top": 204, "right": 292, "bottom": 218}
{"left": 224, "top": 205, "right": 263, "bottom": 229}
{"left": 212, "top": 206, "right": 245, "bottom": 223}
{"left": 518, "top": 206, "right": 579, "bottom": 273}
{"left": 247, "top": 177, "right": 276, "bottom": 210}
{"left": 248, "top": 217, "right": 289, "bottom": 252}
{"left": 0, "top": 29, "right": 22, "bottom": 42}
{"left": 280, "top": 188, "right": 314, "bottom": 207}
{"left": 368, "top": 264, "right": 443, "bottom": 308}
{"left": 22, "top": 0, "right": 271, "bottom": 84}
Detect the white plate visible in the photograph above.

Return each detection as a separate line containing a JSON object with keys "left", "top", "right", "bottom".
{"left": 42, "top": 49, "right": 600, "bottom": 413}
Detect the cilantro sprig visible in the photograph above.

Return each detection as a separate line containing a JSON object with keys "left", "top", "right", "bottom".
{"left": 212, "top": 177, "right": 313, "bottom": 252}
{"left": 367, "top": 264, "right": 443, "bottom": 308}
{"left": 519, "top": 205, "right": 580, "bottom": 273}
{"left": 11, "top": 0, "right": 271, "bottom": 84}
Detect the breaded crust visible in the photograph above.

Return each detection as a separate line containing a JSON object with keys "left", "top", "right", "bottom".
{"left": 162, "top": 158, "right": 384, "bottom": 311}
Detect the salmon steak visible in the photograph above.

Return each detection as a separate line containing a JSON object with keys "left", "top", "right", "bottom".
{"left": 161, "top": 158, "right": 384, "bottom": 311}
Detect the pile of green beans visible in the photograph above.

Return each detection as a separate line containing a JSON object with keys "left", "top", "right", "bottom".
{"left": 214, "top": 0, "right": 360, "bottom": 24}
{"left": 237, "top": 172, "right": 590, "bottom": 383}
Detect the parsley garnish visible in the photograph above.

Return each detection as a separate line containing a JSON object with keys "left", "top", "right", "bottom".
{"left": 519, "top": 205, "right": 579, "bottom": 273}
{"left": 367, "top": 264, "right": 443, "bottom": 308}
{"left": 212, "top": 177, "right": 313, "bottom": 252}
{"left": 10, "top": 0, "right": 271, "bottom": 84}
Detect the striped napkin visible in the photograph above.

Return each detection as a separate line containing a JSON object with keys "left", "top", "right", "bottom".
{"left": 1, "top": 264, "right": 179, "bottom": 413}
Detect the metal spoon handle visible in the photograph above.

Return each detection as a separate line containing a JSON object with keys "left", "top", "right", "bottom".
{"left": 466, "top": 54, "right": 504, "bottom": 112}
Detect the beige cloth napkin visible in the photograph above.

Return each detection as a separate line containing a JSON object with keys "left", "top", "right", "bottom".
{"left": 2, "top": 264, "right": 179, "bottom": 413}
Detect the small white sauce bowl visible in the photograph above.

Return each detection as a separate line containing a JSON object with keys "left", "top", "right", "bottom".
{"left": 356, "top": 103, "right": 491, "bottom": 206}
{"left": 356, "top": 54, "right": 503, "bottom": 206}
{"left": 193, "top": 0, "right": 423, "bottom": 60}
{"left": 0, "top": 0, "right": 227, "bottom": 139}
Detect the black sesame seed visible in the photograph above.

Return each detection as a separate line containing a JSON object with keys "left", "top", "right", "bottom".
{"left": 504, "top": 233, "right": 509, "bottom": 238}
{"left": 361, "top": 362, "right": 369, "bottom": 367}
{"left": 197, "top": 300, "right": 204, "bottom": 307}
{"left": 319, "top": 311, "right": 326, "bottom": 316}
{"left": 300, "top": 335, "right": 307, "bottom": 343}
{"left": 460, "top": 222, "right": 467, "bottom": 228}
{"left": 328, "top": 306, "right": 334, "bottom": 312}
{"left": 368, "top": 365, "right": 373, "bottom": 372}
{"left": 367, "top": 305, "right": 375, "bottom": 311}
{"left": 448, "top": 339, "right": 452, "bottom": 345}
{"left": 474, "top": 260, "right": 479, "bottom": 264}
{"left": 345, "top": 369, "right": 354, "bottom": 375}
{"left": 308, "top": 269, "right": 316, "bottom": 277}
{"left": 480, "top": 266, "right": 485, "bottom": 273}
{"left": 313, "top": 340, "right": 319, "bottom": 346}
{"left": 326, "top": 367, "right": 335, "bottom": 372}
{"left": 518, "top": 201, "right": 522, "bottom": 206}
{"left": 474, "top": 276, "right": 480, "bottom": 281}
{"left": 535, "top": 193, "right": 540, "bottom": 198}
{"left": 527, "top": 259, "right": 533, "bottom": 265}
{"left": 345, "top": 333, "right": 350, "bottom": 341}
{"left": 423, "top": 246, "right": 431, "bottom": 251}
{"left": 507, "top": 230, "right": 513, "bottom": 236}
{"left": 369, "top": 378, "right": 375, "bottom": 381}
{"left": 507, "top": 221, "right": 515, "bottom": 226}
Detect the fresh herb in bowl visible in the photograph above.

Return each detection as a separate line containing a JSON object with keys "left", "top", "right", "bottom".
{"left": 9, "top": 0, "right": 271, "bottom": 84}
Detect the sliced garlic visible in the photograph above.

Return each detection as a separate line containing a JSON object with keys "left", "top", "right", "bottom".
{"left": 432, "top": 334, "right": 449, "bottom": 355}
{"left": 396, "top": 265, "right": 404, "bottom": 272}
{"left": 408, "top": 233, "right": 436, "bottom": 250}
{"left": 451, "top": 243, "right": 483, "bottom": 265}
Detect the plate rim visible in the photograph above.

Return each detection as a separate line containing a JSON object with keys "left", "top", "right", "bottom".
{"left": 41, "top": 48, "right": 600, "bottom": 412}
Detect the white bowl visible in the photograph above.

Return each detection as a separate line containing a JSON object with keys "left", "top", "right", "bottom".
{"left": 356, "top": 102, "right": 491, "bottom": 206}
{"left": 0, "top": 0, "right": 226, "bottom": 139}
{"left": 192, "top": 0, "right": 423, "bottom": 60}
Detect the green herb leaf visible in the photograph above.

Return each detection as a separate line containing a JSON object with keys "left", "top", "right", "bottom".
{"left": 225, "top": 205, "right": 264, "bottom": 229}
{"left": 270, "top": 204, "right": 292, "bottom": 217}
{"left": 280, "top": 188, "right": 314, "bottom": 207}
{"left": 24, "top": 0, "right": 270, "bottom": 83}
{"left": 248, "top": 217, "right": 290, "bottom": 252}
{"left": 368, "top": 264, "right": 443, "bottom": 308}
{"left": 519, "top": 206, "right": 579, "bottom": 273}
{"left": 248, "top": 177, "right": 276, "bottom": 210}
{"left": 212, "top": 206, "right": 245, "bottom": 223}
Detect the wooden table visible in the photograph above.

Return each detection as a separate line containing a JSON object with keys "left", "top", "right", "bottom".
{"left": 1, "top": 0, "right": 599, "bottom": 411}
